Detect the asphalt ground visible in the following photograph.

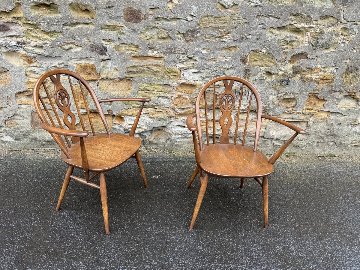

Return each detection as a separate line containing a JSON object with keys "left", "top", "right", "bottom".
{"left": 0, "top": 154, "right": 359, "bottom": 269}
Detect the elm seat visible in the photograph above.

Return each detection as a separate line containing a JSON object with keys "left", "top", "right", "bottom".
{"left": 62, "top": 134, "right": 141, "bottom": 172}
{"left": 199, "top": 144, "right": 273, "bottom": 178}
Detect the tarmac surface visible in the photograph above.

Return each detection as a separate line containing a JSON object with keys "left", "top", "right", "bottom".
{"left": 0, "top": 154, "right": 359, "bottom": 269}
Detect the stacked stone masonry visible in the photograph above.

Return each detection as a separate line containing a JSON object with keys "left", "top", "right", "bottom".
{"left": 0, "top": 0, "right": 359, "bottom": 157}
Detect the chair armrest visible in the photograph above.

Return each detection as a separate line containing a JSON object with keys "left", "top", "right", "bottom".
{"left": 261, "top": 114, "right": 305, "bottom": 134}
{"left": 186, "top": 114, "right": 196, "bottom": 132}
{"left": 186, "top": 113, "right": 201, "bottom": 163}
{"left": 261, "top": 114, "right": 305, "bottom": 164}
{"left": 41, "top": 123, "right": 88, "bottom": 137}
{"left": 99, "top": 98, "right": 150, "bottom": 103}
{"left": 41, "top": 123, "right": 89, "bottom": 164}
{"left": 98, "top": 98, "right": 150, "bottom": 137}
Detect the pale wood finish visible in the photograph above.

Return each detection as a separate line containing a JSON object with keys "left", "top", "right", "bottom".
{"left": 254, "top": 177, "right": 262, "bottom": 186}
{"left": 33, "top": 69, "right": 149, "bottom": 234}
{"left": 262, "top": 175, "right": 269, "bottom": 228}
{"left": 189, "top": 173, "right": 208, "bottom": 231}
{"left": 70, "top": 175, "right": 100, "bottom": 189}
{"left": 56, "top": 165, "right": 74, "bottom": 211}
{"left": 99, "top": 98, "right": 150, "bottom": 138}
{"left": 187, "top": 76, "right": 304, "bottom": 230}
{"left": 187, "top": 165, "right": 200, "bottom": 188}
{"left": 200, "top": 144, "right": 273, "bottom": 177}
{"left": 62, "top": 134, "right": 141, "bottom": 171}
{"left": 134, "top": 150, "right": 148, "bottom": 188}
{"left": 100, "top": 173, "right": 110, "bottom": 235}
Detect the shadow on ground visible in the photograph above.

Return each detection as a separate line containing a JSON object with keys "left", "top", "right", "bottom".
{"left": 0, "top": 155, "right": 359, "bottom": 269}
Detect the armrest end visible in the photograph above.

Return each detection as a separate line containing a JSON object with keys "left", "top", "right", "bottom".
{"left": 186, "top": 114, "right": 196, "bottom": 132}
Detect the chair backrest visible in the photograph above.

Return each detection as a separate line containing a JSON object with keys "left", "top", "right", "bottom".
{"left": 33, "top": 69, "right": 110, "bottom": 154}
{"left": 195, "top": 76, "right": 263, "bottom": 151}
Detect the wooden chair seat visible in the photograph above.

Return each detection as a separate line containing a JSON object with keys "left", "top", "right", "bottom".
{"left": 199, "top": 144, "right": 273, "bottom": 177}
{"left": 61, "top": 134, "right": 141, "bottom": 172}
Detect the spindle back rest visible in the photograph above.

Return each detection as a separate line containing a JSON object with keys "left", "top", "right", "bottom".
{"left": 195, "top": 76, "right": 262, "bottom": 151}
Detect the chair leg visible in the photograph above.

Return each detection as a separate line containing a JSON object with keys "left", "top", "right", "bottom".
{"left": 100, "top": 173, "right": 110, "bottom": 235}
{"left": 56, "top": 165, "right": 74, "bottom": 211}
{"left": 187, "top": 165, "right": 200, "bottom": 189}
{"left": 262, "top": 175, "right": 269, "bottom": 228}
{"left": 239, "top": 178, "right": 245, "bottom": 189}
{"left": 189, "top": 173, "right": 209, "bottom": 231}
{"left": 254, "top": 177, "right": 262, "bottom": 186}
{"left": 135, "top": 150, "right": 148, "bottom": 188}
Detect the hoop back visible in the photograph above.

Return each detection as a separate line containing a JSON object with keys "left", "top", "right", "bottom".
{"left": 33, "top": 69, "right": 110, "bottom": 154}
{"left": 195, "top": 76, "right": 263, "bottom": 151}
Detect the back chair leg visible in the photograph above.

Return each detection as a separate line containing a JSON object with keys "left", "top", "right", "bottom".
{"left": 239, "top": 178, "right": 245, "bottom": 189}
{"left": 100, "top": 173, "right": 110, "bottom": 235}
{"left": 56, "top": 166, "right": 74, "bottom": 211}
{"left": 189, "top": 173, "right": 209, "bottom": 231}
{"left": 135, "top": 151, "right": 148, "bottom": 188}
{"left": 262, "top": 175, "right": 269, "bottom": 228}
{"left": 187, "top": 165, "right": 200, "bottom": 188}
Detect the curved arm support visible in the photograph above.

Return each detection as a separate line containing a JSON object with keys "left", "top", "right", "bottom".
{"left": 186, "top": 114, "right": 197, "bottom": 132}
{"left": 187, "top": 114, "right": 201, "bottom": 164}
{"left": 41, "top": 123, "right": 89, "bottom": 137}
{"left": 41, "top": 123, "right": 89, "bottom": 168}
{"left": 261, "top": 115, "right": 305, "bottom": 164}
{"left": 99, "top": 98, "right": 150, "bottom": 137}
{"left": 262, "top": 115, "right": 305, "bottom": 134}
{"left": 79, "top": 137, "right": 90, "bottom": 181}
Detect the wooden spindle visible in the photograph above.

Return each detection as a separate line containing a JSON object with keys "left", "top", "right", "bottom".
{"left": 129, "top": 102, "right": 145, "bottom": 137}
{"left": 42, "top": 81, "right": 71, "bottom": 147}
{"left": 68, "top": 76, "right": 86, "bottom": 131}
{"left": 39, "top": 96, "right": 56, "bottom": 127}
{"left": 80, "top": 137, "right": 90, "bottom": 181}
{"left": 242, "top": 91, "right": 253, "bottom": 146}
{"left": 39, "top": 96, "right": 69, "bottom": 156}
{"left": 212, "top": 83, "right": 216, "bottom": 144}
{"left": 234, "top": 87, "right": 244, "bottom": 145}
{"left": 204, "top": 91, "right": 209, "bottom": 145}
{"left": 78, "top": 80, "right": 95, "bottom": 135}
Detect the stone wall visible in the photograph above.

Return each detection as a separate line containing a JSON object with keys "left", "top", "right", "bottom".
{"left": 0, "top": 0, "right": 359, "bottom": 157}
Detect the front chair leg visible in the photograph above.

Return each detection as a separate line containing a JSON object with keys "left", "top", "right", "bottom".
{"left": 262, "top": 175, "right": 269, "bottom": 228}
{"left": 187, "top": 165, "right": 200, "bottom": 188}
{"left": 189, "top": 173, "right": 209, "bottom": 231}
{"left": 100, "top": 173, "right": 110, "bottom": 235}
{"left": 56, "top": 165, "right": 74, "bottom": 211}
{"left": 135, "top": 150, "right": 148, "bottom": 188}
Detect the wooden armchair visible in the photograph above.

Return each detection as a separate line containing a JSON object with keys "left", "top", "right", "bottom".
{"left": 186, "top": 76, "right": 304, "bottom": 230}
{"left": 33, "top": 69, "right": 149, "bottom": 234}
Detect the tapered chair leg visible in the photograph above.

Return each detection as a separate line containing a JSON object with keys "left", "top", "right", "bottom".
{"left": 239, "top": 178, "right": 245, "bottom": 189}
{"left": 187, "top": 165, "right": 200, "bottom": 188}
{"left": 135, "top": 150, "right": 148, "bottom": 188}
{"left": 262, "top": 175, "right": 269, "bottom": 228}
{"left": 189, "top": 173, "right": 209, "bottom": 231}
{"left": 100, "top": 173, "right": 110, "bottom": 235}
{"left": 56, "top": 166, "right": 74, "bottom": 211}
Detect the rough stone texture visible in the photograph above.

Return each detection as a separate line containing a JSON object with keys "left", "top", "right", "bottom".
{"left": 123, "top": 7, "right": 144, "bottom": 23}
{"left": 0, "top": 0, "right": 359, "bottom": 157}
{"left": 99, "top": 79, "right": 132, "bottom": 96}
{"left": 75, "top": 63, "right": 100, "bottom": 80}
